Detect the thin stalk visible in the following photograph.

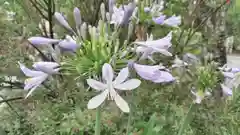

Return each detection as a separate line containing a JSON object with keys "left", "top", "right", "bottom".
{"left": 0, "top": 97, "right": 24, "bottom": 104}
{"left": 94, "top": 107, "right": 101, "bottom": 135}
{"left": 126, "top": 91, "right": 134, "bottom": 135}
{"left": 177, "top": 103, "right": 196, "bottom": 135}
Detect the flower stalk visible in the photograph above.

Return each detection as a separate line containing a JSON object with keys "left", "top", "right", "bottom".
{"left": 94, "top": 107, "right": 101, "bottom": 135}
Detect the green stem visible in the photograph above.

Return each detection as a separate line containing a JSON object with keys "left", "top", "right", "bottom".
{"left": 94, "top": 107, "right": 101, "bottom": 135}
{"left": 177, "top": 103, "right": 196, "bottom": 135}
{"left": 126, "top": 108, "right": 132, "bottom": 135}
{"left": 126, "top": 91, "right": 134, "bottom": 135}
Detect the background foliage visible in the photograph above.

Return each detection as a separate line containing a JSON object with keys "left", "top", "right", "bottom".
{"left": 0, "top": 0, "right": 240, "bottom": 135}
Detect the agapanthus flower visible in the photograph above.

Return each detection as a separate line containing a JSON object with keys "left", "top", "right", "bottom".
{"left": 152, "top": 14, "right": 166, "bottom": 25}
{"left": 132, "top": 63, "right": 175, "bottom": 83}
{"left": 219, "top": 67, "right": 240, "bottom": 96}
{"left": 163, "top": 15, "right": 181, "bottom": 27}
{"left": 153, "top": 15, "right": 181, "bottom": 27}
{"left": 191, "top": 89, "right": 211, "bottom": 104}
{"left": 28, "top": 36, "right": 80, "bottom": 52}
{"left": 87, "top": 63, "right": 141, "bottom": 112}
{"left": 109, "top": 2, "right": 136, "bottom": 25}
{"left": 58, "top": 35, "right": 80, "bottom": 52}
{"left": 134, "top": 32, "right": 172, "bottom": 61}
{"left": 18, "top": 61, "right": 60, "bottom": 98}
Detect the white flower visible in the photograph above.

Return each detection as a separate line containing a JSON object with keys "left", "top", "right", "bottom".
{"left": 87, "top": 63, "right": 141, "bottom": 113}
{"left": 191, "top": 90, "right": 211, "bottom": 104}
{"left": 171, "top": 56, "right": 188, "bottom": 68}
{"left": 134, "top": 32, "right": 172, "bottom": 61}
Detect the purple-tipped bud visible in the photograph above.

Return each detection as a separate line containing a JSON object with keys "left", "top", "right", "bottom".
{"left": 120, "top": 2, "right": 136, "bottom": 25}
{"left": 108, "top": 0, "right": 116, "bottom": 14}
{"left": 73, "top": 7, "right": 82, "bottom": 28}
{"left": 54, "top": 12, "right": 73, "bottom": 31}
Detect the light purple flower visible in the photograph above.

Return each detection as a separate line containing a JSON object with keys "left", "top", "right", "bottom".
{"left": 28, "top": 35, "right": 80, "bottom": 52}
{"left": 163, "top": 15, "right": 181, "bottom": 27}
{"left": 133, "top": 63, "right": 175, "bottom": 83}
{"left": 58, "top": 35, "right": 81, "bottom": 52}
{"left": 153, "top": 15, "right": 181, "bottom": 27}
{"left": 152, "top": 15, "right": 166, "bottom": 25}
{"left": 28, "top": 37, "right": 60, "bottom": 45}
{"left": 32, "top": 62, "right": 60, "bottom": 74}
{"left": 110, "top": 2, "right": 136, "bottom": 25}
{"left": 18, "top": 61, "right": 59, "bottom": 98}
{"left": 134, "top": 31, "right": 172, "bottom": 61}
{"left": 230, "top": 68, "right": 240, "bottom": 73}
{"left": 144, "top": 7, "right": 151, "bottom": 13}
{"left": 87, "top": 63, "right": 141, "bottom": 112}
{"left": 222, "top": 71, "right": 235, "bottom": 79}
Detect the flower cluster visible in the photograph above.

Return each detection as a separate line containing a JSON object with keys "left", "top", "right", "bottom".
{"left": 19, "top": 0, "right": 231, "bottom": 113}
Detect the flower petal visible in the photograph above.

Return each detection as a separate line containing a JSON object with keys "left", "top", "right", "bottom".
{"left": 152, "top": 15, "right": 166, "bottom": 25}
{"left": 102, "top": 63, "right": 114, "bottom": 83}
{"left": 114, "top": 79, "right": 141, "bottom": 90}
{"left": 28, "top": 37, "right": 60, "bottom": 45}
{"left": 25, "top": 85, "right": 39, "bottom": 99}
{"left": 150, "top": 46, "right": 172, "bottom": 56}
{"left": 114, "top": 67, "right": 129, "bottom": 84}
{"left": 87, "top": 79, "right": 107, "bottom": 91}
{"left": 18, "top": 62, "right": 45, "bottom": 77}
{"left": 163, "top": 15, "right": 181, "bottom": 27}
{"left": 114, "top": 91, "right": 130, "bottom": 112}
{"left": 24, "top": 74, "right": 48, "bottom": 91}
{"left": 195, "top": 96, "right": 202, "bottom": 104}
{"left": 87, "top": 89, "right": 109, "bottom": 109}
{"left": 152, "top": 71, "right": 175, "bottom": 83}
{"left": 220, "top": 84, "right": 233, "bottom": 96}
{"left": 133, "top": 63, "right": 163, "bottom": 81}
{"left": 222, "top": 72, "right": 234, "bottom": 79}
{"left": 134, "top": 32, "right": 172, "bottom": 49}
